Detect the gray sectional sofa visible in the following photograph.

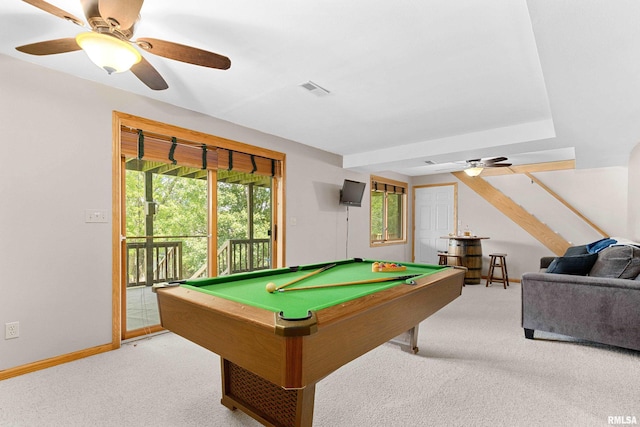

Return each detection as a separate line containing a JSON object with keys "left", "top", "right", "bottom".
{"left": 521, "top": 241, "right": 640, "bottom": 352}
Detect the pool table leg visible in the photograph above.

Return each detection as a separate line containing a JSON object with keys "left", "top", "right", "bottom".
{"left": 389, "top": 325, "right": 420, "bottom": 354}
{"left": 220, "top": 359, "right": 315, "bottom": 427}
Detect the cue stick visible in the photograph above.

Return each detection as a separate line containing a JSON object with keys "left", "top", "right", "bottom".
{"left": 277, "top": 274, "right": 421, "bottom": 292}
{"left": 275, "top": 263, "right": 338, "bottom": 291}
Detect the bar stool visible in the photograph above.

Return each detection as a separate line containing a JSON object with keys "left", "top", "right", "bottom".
{"left": 486, "top": 253, "right": 509, "bottom": 289}
{"left": 438, "top": 252, "right": 465, "bottom": 287}
{"left": 437, "top": 252, "right": 448, "bottom": 265}
{"left": 437, "top": 252, "right": 462, "bottom": 267}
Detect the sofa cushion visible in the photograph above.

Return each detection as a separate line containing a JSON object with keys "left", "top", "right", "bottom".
{"left": 546, "top": 253, "right": 598, "bottom": 275}
{"left": 589, "top": 245, "right": 640, "bottom": 279}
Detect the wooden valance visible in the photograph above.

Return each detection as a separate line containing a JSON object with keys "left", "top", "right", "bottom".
{"left": 371, "top": 176, "right": 407, "bottom": 195}
{"left": 120, "top": 127, "right": 281, "bottom": 177}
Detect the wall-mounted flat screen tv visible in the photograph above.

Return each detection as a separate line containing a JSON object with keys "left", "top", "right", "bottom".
{"left": 340, "top": 179, "right": 366, "bottom": 207}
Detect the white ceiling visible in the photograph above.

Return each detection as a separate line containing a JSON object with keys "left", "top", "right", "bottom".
{"left": 1, "top": 0, "right": 639, "bottom": 176}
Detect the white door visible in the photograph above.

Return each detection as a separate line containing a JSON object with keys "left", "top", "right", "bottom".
{"left": 414, "top": 185, "right": 455, "bottom": 264}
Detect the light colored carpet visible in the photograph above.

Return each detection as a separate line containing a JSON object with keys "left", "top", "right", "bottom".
{"left": 1, "top": 282, "right": 638, "bottom": 427}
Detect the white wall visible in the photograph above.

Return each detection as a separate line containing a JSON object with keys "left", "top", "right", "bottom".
{"left": 0, "top": 55, "right": 408, "bottom": 371}
{"left": 629, "top": 143, "right": 640, "bottom": 241}
{"left": 412, "top": 165, "right": 630, "bottom": 280}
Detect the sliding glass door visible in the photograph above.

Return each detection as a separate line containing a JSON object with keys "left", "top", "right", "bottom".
{"left": 217, "top": 170, "right": 272, "bottom": 276}
{"left": 123, "top": 160, "right": 208, "bottom": 336}
{"left": 113, "top": 112, "right": 285, "bottom": 342}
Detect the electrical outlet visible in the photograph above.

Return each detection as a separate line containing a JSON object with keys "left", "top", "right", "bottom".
{"left": 5, "top": 322, "right": 19, "bottom": 339}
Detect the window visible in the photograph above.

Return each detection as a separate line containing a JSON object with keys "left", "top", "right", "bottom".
{"left": 370, "top": 176, "right": 407, "bottom": 245}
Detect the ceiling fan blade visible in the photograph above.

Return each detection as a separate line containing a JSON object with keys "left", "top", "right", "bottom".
{"left": 484, "top": 156, "right": 508, "bottom": 165}
{"left": 488, "top": 163, "right": 513, "bottom": 168}
{"left": 466, "top": 158, "right": 481, "bottom": 163}
{"left": 22, "top": 0, "right": 85, "bottom": 26}
{"left": 98, "top": 0, "right": 143, "bottom": 30}
{"left": 130, "top": 57, "right": 169, "bottom": 91}
{"left": 135, "top": 38, "right": 231, "bottom": 70}
{"left": 16, "top": 38, "right": 81, "bottom": 55}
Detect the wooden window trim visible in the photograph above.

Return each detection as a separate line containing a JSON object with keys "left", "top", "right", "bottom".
{"left": 370, "top": 175, "right": 408, "bottom": 246}
{"left": 112, "top": 111, "right": 286, "bottom": 346}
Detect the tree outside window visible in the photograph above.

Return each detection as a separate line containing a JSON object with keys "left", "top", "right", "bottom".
{"left": 370, "top": 176, "right": 407, "bottom": 244}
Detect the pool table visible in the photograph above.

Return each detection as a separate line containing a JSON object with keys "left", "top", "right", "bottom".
{"left": 153, "top": 258, "right": 465, "bottom": 427}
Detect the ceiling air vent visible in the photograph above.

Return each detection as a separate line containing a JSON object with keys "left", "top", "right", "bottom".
{"left": 300, "top": 81, "right": 330, "bottom": 97}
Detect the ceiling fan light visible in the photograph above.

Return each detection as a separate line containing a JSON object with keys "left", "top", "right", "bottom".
{"left": 464, "top": 167, "right": 483, "bottom": 177}
{"left": 75, "top": 32, "right": 141, "bottom": 74}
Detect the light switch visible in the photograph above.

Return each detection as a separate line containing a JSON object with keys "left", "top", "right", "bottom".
{"left": 85, "top": 209, "right": 108, "bottom": 223}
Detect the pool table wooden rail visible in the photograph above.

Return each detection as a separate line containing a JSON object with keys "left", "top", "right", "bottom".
{"left": 300, "top": 268, "right": 464, "bottom": 385}
{"left": 155, "top": 267, "right": 465, "bottom": 390}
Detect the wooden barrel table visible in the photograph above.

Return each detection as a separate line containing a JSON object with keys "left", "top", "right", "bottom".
{"left": 446, "top": 236, "right": 489, "bottom": 284}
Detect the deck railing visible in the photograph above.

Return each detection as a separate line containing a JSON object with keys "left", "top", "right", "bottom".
{"left": 127, "top": 238, "right": 271, "bottom": 286}
{"left": 217, "top": 239, "right": 271, "bottom": 276}
{"left": 126, "top": 241, "right": 182, "bottom": 287}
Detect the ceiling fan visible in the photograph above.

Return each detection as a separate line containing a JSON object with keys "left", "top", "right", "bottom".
{"left": 463, "top": 156, "right": 512, "bottom": 176}
{"left": 15, "top": 0, "right": 231, "bottom": 90}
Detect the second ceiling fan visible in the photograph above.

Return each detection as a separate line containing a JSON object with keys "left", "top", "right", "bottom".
{"left": 463, "top": 157, "right": 512, "bottom": 176}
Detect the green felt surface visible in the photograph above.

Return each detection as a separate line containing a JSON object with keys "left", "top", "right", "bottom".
{"left": 182, "top": 259, "right": 444, "bottom": 319}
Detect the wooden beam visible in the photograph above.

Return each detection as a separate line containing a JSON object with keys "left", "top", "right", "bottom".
{"left": 218, "top": 170, "right": 271, "bottom": 187}
{"left": 478, "top": 160, "right": 575, "bottom": 176}
{"left": 452, "top": 172, "right": 570, "bottom": 255}
{"left": 125, "top": 158, "right": 209, "bottom": 179}
{"left": 509, "top": 160, "right": 575, "bottom": 174}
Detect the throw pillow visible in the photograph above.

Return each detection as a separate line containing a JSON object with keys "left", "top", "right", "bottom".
{"left": 546, "top": 253, "right": 598, "bottom": 275}
{"left": 563, "top": 245, "right": 588, "bottom": 256}
{"left": 589, "top": 246, "right": 640, "bottom": 279}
